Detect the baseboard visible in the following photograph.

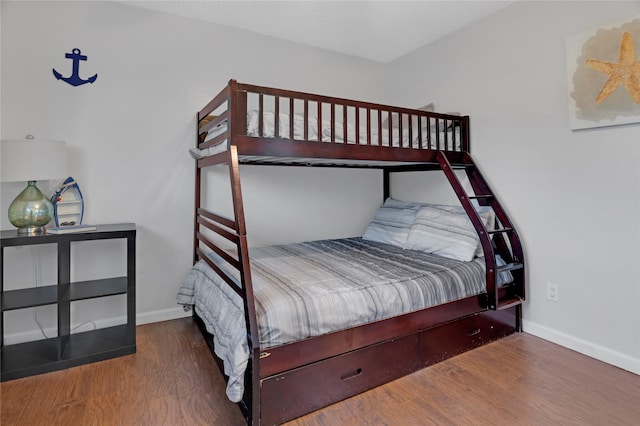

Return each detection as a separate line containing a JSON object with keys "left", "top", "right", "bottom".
{"left": 3, "top": 306, "right": 192, "bottom": 345}
{"left": 523, "top": 320, "right": 640, "bottom": 375}
{"left": 135, "top": 306, "right": 192, "bottom": 325}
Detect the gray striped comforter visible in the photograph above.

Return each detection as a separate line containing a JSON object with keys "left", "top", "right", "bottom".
{"left": 177, "top": 237, "right": 486, "bottom": 402}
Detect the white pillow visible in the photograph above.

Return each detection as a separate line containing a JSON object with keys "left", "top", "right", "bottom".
{"left": 405, "top": 204, "right": 493, "bottom": 261}
{"left": 382, "top": 103, "right": 434, "bottom": 129}
{"left": 362, "top": 198, "right": 422, "bottom": 247}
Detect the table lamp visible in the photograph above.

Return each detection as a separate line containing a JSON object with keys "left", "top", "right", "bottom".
{"left": 1, "top": 136, "right": 67, "bottom": 234}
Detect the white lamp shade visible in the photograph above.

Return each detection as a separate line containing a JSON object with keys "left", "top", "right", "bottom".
{"left": 1, "top": 139, "right": 67, "bottom": 182}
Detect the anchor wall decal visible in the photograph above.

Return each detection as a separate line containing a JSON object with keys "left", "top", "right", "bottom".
{"left": 52, "top": 48, "right": 98, "bottom": 87}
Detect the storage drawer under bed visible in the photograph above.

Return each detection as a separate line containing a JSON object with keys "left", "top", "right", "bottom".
{"left": 420, "top": 308, "right": 517, "bottom": 366}
{"left": 260, "top": 333, "right": 420, "bottom": 425}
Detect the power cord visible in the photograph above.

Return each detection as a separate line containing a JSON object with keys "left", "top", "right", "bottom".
{"left": 32, "top": 246, "right": 96, "bottom": 339}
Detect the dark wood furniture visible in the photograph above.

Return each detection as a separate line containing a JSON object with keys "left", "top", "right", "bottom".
{"left": 0, "top": 223, "right": 136, "bottom": 381}
{"left": 192, "top": 80, "right": 525, "bottom": 425}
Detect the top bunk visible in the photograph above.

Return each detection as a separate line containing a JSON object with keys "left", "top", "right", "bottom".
{"left": 194, "top": 79, "right": 470, "bottom": 169}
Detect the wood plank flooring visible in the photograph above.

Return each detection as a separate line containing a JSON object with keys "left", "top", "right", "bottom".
{"left": 1, "top": 317, "right": 638, "bottom": 425}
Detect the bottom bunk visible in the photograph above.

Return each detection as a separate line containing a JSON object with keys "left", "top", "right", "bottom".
{"left": 193, "top": 303, "right": 518, "bottom": 425}
{"left": 178, "top": 234, "right": 522, "bottom": 425}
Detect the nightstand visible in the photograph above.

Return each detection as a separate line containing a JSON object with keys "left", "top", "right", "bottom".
{"left": 0, "top": 223, "right": 136, "bottom": 381}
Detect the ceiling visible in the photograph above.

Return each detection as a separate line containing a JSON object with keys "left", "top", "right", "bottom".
{"left": 118, "top": 1, "right": 514, "bottom": 63}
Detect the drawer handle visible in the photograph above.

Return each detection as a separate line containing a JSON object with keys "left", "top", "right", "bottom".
{"left": 340, "top": 368, "right": 363, "bottom": 381}
{"left": 467, "top": 328, "right": 481, "bottom": 336}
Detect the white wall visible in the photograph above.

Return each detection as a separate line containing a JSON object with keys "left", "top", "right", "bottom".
{"left": 388, "top": 0, "right": 640, "bottom": 373}
{"left": 0, "top": 1, "right": 385, "bottom": 340}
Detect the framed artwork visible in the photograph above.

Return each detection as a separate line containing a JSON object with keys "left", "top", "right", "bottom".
{"left": 566, "top": 16, "right": 640, "bottom": 130}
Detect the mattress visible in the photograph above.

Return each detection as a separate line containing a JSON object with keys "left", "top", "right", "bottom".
{"left": 177, "top": 237, "right": 487, "bottom": 402}
{"left": 191, "top": 110, "right": 461, "bottom": 159}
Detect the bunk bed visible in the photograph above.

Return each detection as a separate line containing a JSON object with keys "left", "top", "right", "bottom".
{"left": 177, "top": 79, "right": 525, "bottom": 425}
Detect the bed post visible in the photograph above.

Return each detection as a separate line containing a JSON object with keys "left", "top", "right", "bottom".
{"left": 193, "top": 116, "right": 206, "bottom": 264}
{"left": 461, "top": 115, "right": 471, "bottom": 153}
{"left": 229, "top": 80, "right": 248, "bottom": 139}
{"left": 227, "top": 143, "right": 261, "bottom": 424}
{"left": 383, "top": 169, "right": 391, "bottom": 200}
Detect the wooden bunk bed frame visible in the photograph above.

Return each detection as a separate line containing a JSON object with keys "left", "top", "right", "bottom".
{"left": 192, "top": 79, "right": 525, "bottom": 425}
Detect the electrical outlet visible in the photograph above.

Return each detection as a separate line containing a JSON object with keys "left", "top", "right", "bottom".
{"left": 546, "top": 282, "right": 559, "bottom": 302}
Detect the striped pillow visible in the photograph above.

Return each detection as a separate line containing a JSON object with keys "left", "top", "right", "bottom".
{"left": 362, "top": 198, "right": 422, "bottom": 247}
{"left": 405, "top": 204, "right": 493, "bottom": 261}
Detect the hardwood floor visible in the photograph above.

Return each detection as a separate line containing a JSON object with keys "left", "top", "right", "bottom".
{"left": 1, "top": 318, "right": 638, "bottom": 425}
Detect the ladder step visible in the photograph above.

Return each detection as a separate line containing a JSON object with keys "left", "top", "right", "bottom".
{"left": 497, "top": 296, "right": 524, "bottom": 310}
{"left": 498, "top": 262, "right": 524, "bottom": 273}
{"left": 451, "top": 164, "right": 475, "bottom": 170}
{"left": 488, "top": 227, "right": 513, "bottom": 235}
{"left": 469, "top": 194, "right": 494, "bottom": 200}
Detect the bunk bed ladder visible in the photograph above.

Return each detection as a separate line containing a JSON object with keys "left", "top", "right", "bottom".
{"left": 436, "top": 151, "right": 525, "bottom": 315}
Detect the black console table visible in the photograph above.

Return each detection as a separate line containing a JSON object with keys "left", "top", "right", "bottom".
{"left": 0, "top": 223, "right": 136, "bottom": 381}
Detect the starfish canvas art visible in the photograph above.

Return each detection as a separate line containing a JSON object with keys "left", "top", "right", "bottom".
{"left": 586, "top": 32, "right": 640, "bottom": 104}
{"left": 567, "top": 17, "right": 640, "bottom": 130}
